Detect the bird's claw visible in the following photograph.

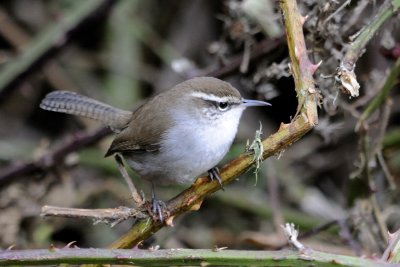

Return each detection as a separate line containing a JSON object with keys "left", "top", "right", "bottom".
{"left": 208, "top": 167, "right": 224, "bottom": 190}
{"left": 151, "top": 199, "right": 167, "bottom": 222}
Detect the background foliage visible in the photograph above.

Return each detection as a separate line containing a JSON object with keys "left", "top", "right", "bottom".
{"left": 0, "top": 0, "right": 399, "bottom": 262}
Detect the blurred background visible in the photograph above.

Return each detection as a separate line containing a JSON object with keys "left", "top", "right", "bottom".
{"left": 0, "top": 0, "right": 399, "bottom": 257}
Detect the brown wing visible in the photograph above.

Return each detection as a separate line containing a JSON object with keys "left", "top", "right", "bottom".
{"left": 104, "top": 92, "right": 173, "bottom": 157}
{"left": 104, "top": 140, "right": 160, "bottom": 156}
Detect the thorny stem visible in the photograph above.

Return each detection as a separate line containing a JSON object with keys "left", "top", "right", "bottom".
{"left": 280, "top": 0, "right": 319, "bottom": 126}
{"left": 0, "top": 248, "right": 395, "bottom": 267}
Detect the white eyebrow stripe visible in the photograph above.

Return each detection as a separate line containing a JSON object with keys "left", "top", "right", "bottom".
{"left": 191, "top": 91, "right": 237, "bottom": 103}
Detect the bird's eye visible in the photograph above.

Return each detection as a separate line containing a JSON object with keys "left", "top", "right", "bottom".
{"left": 218, "top": 102, "right": 229, "bottom": 111}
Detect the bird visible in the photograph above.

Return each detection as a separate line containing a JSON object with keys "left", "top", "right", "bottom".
{"left": 40, "top": 76, "right": 270, "bottom": 219}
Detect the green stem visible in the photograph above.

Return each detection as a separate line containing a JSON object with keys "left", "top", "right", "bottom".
{"left": 0, "top": 248, "right": 393, "bottom": 267}
{"left": 342, "top": 0, "right": 400, "bottom": 70}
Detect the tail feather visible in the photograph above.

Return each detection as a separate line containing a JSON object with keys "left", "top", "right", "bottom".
{"left": 40, "top": 91, "right": 132, "bottom": 131}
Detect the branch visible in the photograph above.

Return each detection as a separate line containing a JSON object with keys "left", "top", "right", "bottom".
{"left": 0, "top": 0, "right": 117, "bottom": 105}
{"left": 0, "top": 248, "right": 394, "bottom": 267}
{"left": 337, "top": 0, "right": 400, "bottom": 97}
{"left": 108, "top": 0, "right": 319, "bottom": 249}
{"left": 41, "top": 205, "right": 146, "bottom": 227}
{"left": 0, "top": 127, "right": 111, "bottom": 187}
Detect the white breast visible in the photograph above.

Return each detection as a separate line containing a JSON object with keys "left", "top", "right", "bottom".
{"left": 159, "top": 106, "right": 245, "bottom": 184}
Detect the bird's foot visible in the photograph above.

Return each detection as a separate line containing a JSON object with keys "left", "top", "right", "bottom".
{"left": 151, "top": 198, "right": 168, "bottom": 222}
{"left": 142, "top": 198, "right": 168, "bottom": 222}
{"left": 142, "top": 186, "right": 168, "bottom": 222}
{"left": 208, "top": 167, "right": 224, "bottom": 190}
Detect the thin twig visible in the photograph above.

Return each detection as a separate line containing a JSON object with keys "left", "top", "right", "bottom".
{"left": 41, "top": 205, "right": 147, "bottom": 227}
{"left": 322, "top": 0, "right": 351, "bottom": 26}
{"left": 115, "top": 154, "right": 144, "bottom": 207}
{"left": 377, "top": 151, "right": 396, "bottom": 190}
{"left": 299, "top": 220, "right": 339, "bottom": 240}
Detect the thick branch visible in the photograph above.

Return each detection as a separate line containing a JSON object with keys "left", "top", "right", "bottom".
{"left": 280, "top": 0, "right": 319, "bottom": 126}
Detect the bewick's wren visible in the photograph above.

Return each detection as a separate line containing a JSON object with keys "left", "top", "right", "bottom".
{"left": 40, "top": 77, "right": 270, "bottom": 215}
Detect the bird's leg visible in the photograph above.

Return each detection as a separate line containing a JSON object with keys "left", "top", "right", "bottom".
{"left": 150, "top": 182, "right": 167, "bottom": 222}
{"left": 115, "top": 154, "right": 166, "bottom": 222}
{"left": 208, "top": 167, "right": 224, "bottom": 190}
{"left": 114, "top": 154, "right": 144, "bottom": 207}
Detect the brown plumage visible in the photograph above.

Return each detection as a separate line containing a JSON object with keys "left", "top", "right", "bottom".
{"left": 105, "top": 77, "right": 240, "bottom": 156}
{"left": 40, "top": 77, "right": 241, "bottom": 158}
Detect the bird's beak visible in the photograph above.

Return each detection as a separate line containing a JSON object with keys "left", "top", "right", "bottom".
{"left": 241, "top": 99, "right": 271, "bottom": 107}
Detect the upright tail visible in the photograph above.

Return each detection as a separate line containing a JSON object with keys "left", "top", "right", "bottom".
{"left": 40, "top": 91, "right": 132, "bottom": 131}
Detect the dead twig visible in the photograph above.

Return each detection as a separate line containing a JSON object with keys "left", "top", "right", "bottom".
{"left": 114, "top": 154, "right": 144, "bottom": 207}
{"left": 41, "top": 205, "right": 147, "bottom": 227}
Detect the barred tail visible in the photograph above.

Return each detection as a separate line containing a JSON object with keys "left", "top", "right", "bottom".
{"left": 40, "top": 91, "right": 132, "bottom": 131}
